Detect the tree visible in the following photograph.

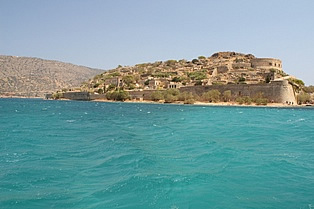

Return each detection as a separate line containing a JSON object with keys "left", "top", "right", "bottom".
{"left": 293, "top": 78, "right": 305, "bottom": 86}
{"left": 178, "top": 92, "right": 194, "bottom": 101}
{"left": 192, "top": 59, "right": 199, "bottom": 64}
{"left": 164, "top": 94, "right": 177, "bottom": 103}
{"left": 172, "top": 77, "right": 183, "bottom": 82}
{"left": 252, "top": 92, "right": 268, "bottom": 105}
{"left": 106, "top": 90, "right": 129, "bottom": 101}
{"left": 107, "top": 84, "right": 116, "bottom": 91}
{"left": 188, "top": 71, "right": 207, "bottom": 80}
{"left": 297, "top": 92, "right": 311, "bottom": 104}
{"left": 97, "top": 88, "right": 104, "bottom": 94}
{"left": 164, "top": 89, "right": 180, "bottom": 96}
{"left": 151, "top": 91, "right": 164, "bottom": 101}
{"left": 163, "top": 89, "right": 180, "bottom": 103}
{"left": 238, "top": 77, "right": 246, "bottom": 83}
{"left": 165, "top": 60, "right": 177, "bottom": 66}
{"left": 202, "top": 90, "right": 221, "bottom": 102}
{"left": 144, "top": 80, "right": 150, "bottom": 86}
{"left": 52, "top": 92, "right": 63, "bottom": 99}
{"left": 122, "top": 75, "right": 135, "bottom": 86}
{"left": 304, "top": 85, "right": 314, "bottom": 93}
{"left": 223, "top": 90, "right": 232, "bottom": 102}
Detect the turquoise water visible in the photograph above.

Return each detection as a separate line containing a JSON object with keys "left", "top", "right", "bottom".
{"left": 0, "top": 99, "right": 313, "bottom": 209}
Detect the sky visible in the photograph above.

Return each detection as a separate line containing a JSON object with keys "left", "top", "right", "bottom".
{"left": 1, "top": 0, "right": 314, "bottom": 85}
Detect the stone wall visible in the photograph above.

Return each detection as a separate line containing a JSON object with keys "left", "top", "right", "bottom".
{"left": 232, "top": 63, "right": 252, "bottom": 69}
{"left": 180, "top": 80, "right": 296, "bottom": 104}
{"left": 63, "top": 92, "right": 90, "bottom": 100}
{"left": 52, "top": 80, "right": 296, "bottom": 104}
{"left": 128, "top": 90, "right": 156, "bottom": 100}
{"left": 251, "top": 58, "right": 282, "bottom": 70}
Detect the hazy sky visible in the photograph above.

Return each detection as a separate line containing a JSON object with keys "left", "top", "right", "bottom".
{"left": 1, "top": 0, "right": 314, "bottom": 85}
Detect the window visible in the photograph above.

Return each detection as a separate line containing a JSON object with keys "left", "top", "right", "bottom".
{"left": 269, "top": 63, "right": 272, "bottom": 66}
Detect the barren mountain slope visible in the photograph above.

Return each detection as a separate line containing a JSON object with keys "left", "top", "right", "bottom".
{"left": 0, "top": 55, "right": 103, "bottom": 97}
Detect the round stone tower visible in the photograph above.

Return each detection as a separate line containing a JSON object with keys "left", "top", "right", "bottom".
{"left": 250, "top": 58, "right": 282, "bottom": 71}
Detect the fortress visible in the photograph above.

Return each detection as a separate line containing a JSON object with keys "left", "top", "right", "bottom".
{"left": 47, "top": 52, "right": 298, "bottom": 105}
{"left": 56, "top": 79, "right": 297, "bottom": 104}
{"left": 250, "top": 58, "right": 282, "bottom": 70}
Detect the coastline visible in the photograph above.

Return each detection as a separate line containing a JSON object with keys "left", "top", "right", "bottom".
{"left": 1, "top": 96, "right": 312, "bottom": 108}
{"left": 92, "top": 98, "right": 308, "bottom": 108}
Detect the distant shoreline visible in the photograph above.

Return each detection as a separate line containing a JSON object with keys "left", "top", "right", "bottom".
{"left": 92, "top": 99, "right": 312, "bottom": 108}
{"left": 1, "top": 96, "right": 312, "bottom": 108}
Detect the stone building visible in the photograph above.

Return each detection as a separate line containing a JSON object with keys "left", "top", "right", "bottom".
{"left": 250, "top": 58, "right": 282, "bottom": 71}
{"left": 104, "top": 77, "right": 123, "bottom": 87}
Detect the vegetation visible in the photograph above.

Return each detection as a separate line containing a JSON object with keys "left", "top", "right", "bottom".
{"left": 52, "top": 92, "right": 63, "bottom": 99}
{"left": 238, "top": 77, "right": 246, "bottom": 83}
{"left": 163, "top": 89, "right": 180, "bottom": 103}
{"left": 201, "top": 90, "right": 221, "bottom": 103}
{"left": 178, "top": 92, "right": 195, "bottom": 104}
{"left": 288, "top": 78, "right": 305, "bottom": 87}
{"left": 236, "top": 96, "right": 252, "bottom": 105}
{"left": 106, "top": 90, "right": 129, "bottom": 101}
{"left": 187, "top": 71, "right": 207, "bottom": 80}
{"left": 198, "top": 56, "right": 206, "bottom": 60}
{"left": 297, "top": 92, "right": 311, "bottom": 104}
{"left": 304, "top": 85, "right": 314, "bottom": 93}
{"left": 150, "top": 91, "right": 164, "bottom": 101}
{"left": 222, "top": 90, "right": 232, "bottom": 102}
{"left": 165, "top": 60, "right": 177, "bottom": 66}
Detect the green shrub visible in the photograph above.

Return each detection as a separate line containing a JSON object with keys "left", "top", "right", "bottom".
{"left": 289, "top": 78, "right": 305, "bottom": 86}
{"left": 223, "top": 90, "right": 232, "bottom": 102}
{"left": 165, "top": 60, "right": 177, "bottom": 66}
{"left": 243, "top": 96, "right": 252, "bottom": 105}
{"left": 178, "top": 92, "right": 194, "bottom": 101}
{"left": 297, "top": 92, "right": 311, "bottom": 104}
{"left": 236, "top": 97, "right": 244, "bottom": 104}
{"left": 252, "top": 92, "right": 268, "bottom": 105}
{"left": 122, "top": 75, "right": 135, "bottom": 86}
{"left": 184, "top": 99, "right": 195, "bottom": 104}
{"left": 97, "top": 88, "right": 104, "bottom": 94}
{"left": 52, "top": 92, "right": 63, "bottom": 99}
{"left": 238, "top": 77, "right": 246, "bottom": 83}
{"left": 303, "top": 85, "right": 314, "bottom": 93}
{"left": 163, "top": 89, "right": 179, "bottom": 103}
{"left": 172, "top": 77, "right": 183, "bottom": 82}
{"left": 164, "top": 94, "right": 177, "bottom": 103}
{"left": 201, "top": 90, "right": 221, "bottom": 102}
{"left": 192, "top": 59, "right": 199, "bottom": 64}
{"left": 164, "top": 89, "right": 180, "bottom": 96}
{"left": 150, "top": 91, "right": 164, "bottom": 101}
{"left": 188, "top": 71, "right": 207, "bottom": 80}
{"left": 255, "top": 98, "right": 268, "bottom": 105}
{"left": 107, "top": 84, "right": 116, "bottom": 91}
{"left": 106, "top": 90, "right": 129, "bottom": 101}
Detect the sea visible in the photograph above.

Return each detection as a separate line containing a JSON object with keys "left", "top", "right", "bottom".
{"left": 0, "top": 98, "right": 313, "bottom": 209}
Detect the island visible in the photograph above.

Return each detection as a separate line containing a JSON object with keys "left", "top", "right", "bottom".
{"left": 46, "top": 52, "right": 313, "bottom": 106}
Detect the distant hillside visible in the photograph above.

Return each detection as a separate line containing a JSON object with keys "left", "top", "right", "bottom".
{"left": 0, "top": 55, "right": 103, "bottom": 97}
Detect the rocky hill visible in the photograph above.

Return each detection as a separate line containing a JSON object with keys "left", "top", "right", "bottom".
{"left": 0, "top": 55, "right": 103, "bottom": 97}
{"left": 81, "top": 51, "right": 291, "bottom": 93}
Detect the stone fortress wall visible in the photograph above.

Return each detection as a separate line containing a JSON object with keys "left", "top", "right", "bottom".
{"left": 180, "top": 80, "right": 296, "bottom": 104}
{"left": 250, "top": 58, "right": 282, "bottom": 70}
{"left": 58, "top": 80, "right": 296, "bottom": 104}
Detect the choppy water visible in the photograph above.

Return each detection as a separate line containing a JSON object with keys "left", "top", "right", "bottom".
{"left": 0, "top": 98, "right": 313, "bottom": 209}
